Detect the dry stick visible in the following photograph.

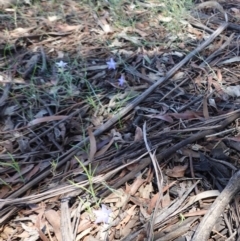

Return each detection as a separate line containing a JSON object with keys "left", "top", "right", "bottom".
{"left": 61, "top": 199, "right": 74, "bottom": 241}
{"left": 155, "top": 217, "right": 197, "bottom": 241}
{"left": 191, "top": 11, "right": 240, "bottom": 32}
{"left": 199, "top": 33, "right": 234, "bottom": 68}
{"left": 193, "top": 170, "right": 240, "bottom": 241}
{"left": 143, "top": 122, "right": 164, "bottom": 241}
{"left": 2, "top": 22, "right": 228, "bottom": 206}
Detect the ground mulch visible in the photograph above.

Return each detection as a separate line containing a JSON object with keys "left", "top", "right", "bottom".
{"left": 1, "top": 1, "right": 240, "bottom": 241}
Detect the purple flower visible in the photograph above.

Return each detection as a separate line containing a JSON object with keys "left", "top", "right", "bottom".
{"left": 118, "top": 75, "right": 125, "bottom": 86}
{"left": 106, "top": 58, "right": 116, "bottom": 70}
{"left": 93, "top": 204, "right": 112, "bottom": 224}
{"left": 56, "top": 60, "right": 67, "bottom": 68}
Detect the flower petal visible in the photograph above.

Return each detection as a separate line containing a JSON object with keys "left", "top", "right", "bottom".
{"left": 106, "top": 58, "right": 116, "bottom": 70}
{"left": 93, "top": 204, "right": 112, "bottom": 224}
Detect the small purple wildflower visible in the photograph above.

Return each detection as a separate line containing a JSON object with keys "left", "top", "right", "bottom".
{"left": 56, "top": 60, "right": 67, "bottom": 68}
{"left": 118, "top": 75, "right": 125, "bottom": 86}
{"left": 106, "top": 58, "right": 116, "bottom": 70}
{"left": 93, "top": 204, "right": 112, "bottom": 224}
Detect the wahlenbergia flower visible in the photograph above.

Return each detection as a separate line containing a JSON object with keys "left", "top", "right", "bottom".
{"left": 93, "top": 204, "right": 112, "bottom": 224}
{"left": 106, "top": 58, "right": 116, "bottom": 70}
{"left": 56, "top": 60, "right": 67, "bottom": 68}
{"left": 118, "top": 75, "right": 125, "bottom": 86}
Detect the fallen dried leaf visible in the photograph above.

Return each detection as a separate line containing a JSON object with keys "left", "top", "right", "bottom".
{"left": 125, "top": 174, "right": 145, "bottom": 195}
{"left": 27, "top": 116, "right": 68, "bottom": 126}
{"left": 166, "top": 164, "right": 188, "bottom": 178}
{"left": 139, "top": 182, "right": 153, "bottom": 199}
{"left": 134, "top": 126, "right": 143, "bottom": 142}
{"left": 170, "top": 110, "right": 203, "bottom": 120}
{"left": 145, "top": 113, "right": 174, "bottom": 123}
{"left": 116, "top": 205, "right": 137, "bottom": 229}
{"left": 45, "top": 209, "right": 62, "bottom": 241}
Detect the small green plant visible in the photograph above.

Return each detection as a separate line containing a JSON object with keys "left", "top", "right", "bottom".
{"left": 0, "top": 178, "right": 12, "bottom": 190}
{"left": 70, "top": 126, "right": 90, "bottom": 154}
{"left": 3, "top": 42, "right": 13, "bottom": 59}
{"left": 101, "top": 181, "right": 119, "bottom": 194}
{"left": 78, "top": 197, "right": 94, "bottom": 212}
{"left": 110, "top": 89, "right": 139, "bottom": 128}
{"left": 58, "top": 70, "right": 76, "bottom": 96}
{"left": 84, "top": 77, "right": 104, "bottom": 111}
{"left": 86, "top": 95, "right": 99, "bottom": 111}
{"left": 68, "top": 157, "right": 99, "bottom": 205}
{"left": 0, "top": 153, "right": 24, "bottom": 182}
{"left": 179, "top": 213, "right": 186, "bottom": 223}
{"left": 50, "top": 158, "right": 58, "bottom": 176}
{"left": 114, "top": 142, "right": 119, "bottom": 150}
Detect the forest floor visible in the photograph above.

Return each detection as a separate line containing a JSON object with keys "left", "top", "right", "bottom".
{"left": 1, "top": 0, "right": 240, "bottom": 241}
